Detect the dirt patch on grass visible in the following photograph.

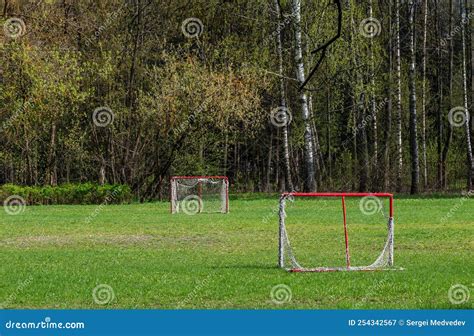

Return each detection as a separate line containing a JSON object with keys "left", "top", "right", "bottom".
{"left": 0, "top": 234, "right": 219, "bottom": 248}
{"left": 0, "top": 234, "right": 154, "bottom": 247}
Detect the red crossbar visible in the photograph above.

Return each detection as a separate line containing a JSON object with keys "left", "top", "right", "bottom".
{"left": 171, "top": 176, "right": 228, "bottom": 180}
{"left": 282, "top": 192, "right": 394, "bottom": 217}
{"left": 282, "top": 192, "right": 393, "bottom": 197}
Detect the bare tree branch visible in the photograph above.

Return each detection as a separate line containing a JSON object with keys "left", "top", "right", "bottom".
{"left": 300, "top": 0, "right": 342, "bottom": 91}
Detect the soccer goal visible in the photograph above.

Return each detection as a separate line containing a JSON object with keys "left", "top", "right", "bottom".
{"left": 170, "top": 176, "right": 229, "bottom": 214}
{"left": 278, "top": 192, "right": 395, "bottom": 272}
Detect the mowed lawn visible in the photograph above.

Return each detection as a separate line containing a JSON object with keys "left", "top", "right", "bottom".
{"left": 0, "top": 195, "right": 472, "bottom": 309}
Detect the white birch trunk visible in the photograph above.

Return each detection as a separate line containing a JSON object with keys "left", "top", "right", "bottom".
{"left": 421, "top": 0, "right": 428, "bottom": 189}
{"left": 408, "top": 0, "right": 420, "bottom": 194}
{"left": 274, "top": 0, "right": 294, "bottom": 192}
{"left": 460, "top": 0, "right": 474, "bottom": 189}
{"left": 395, "top": 0, "right": 403, "bottom": 192}
{"left": 292, "top": 0, "right": 316, "bottom": 191}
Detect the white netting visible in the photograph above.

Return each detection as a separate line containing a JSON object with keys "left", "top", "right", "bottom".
{"left": 278, "top": 194, "right": 396, "bottom": 272}
{"left": 171, "top": 177, "right": 228, "bottom": 214}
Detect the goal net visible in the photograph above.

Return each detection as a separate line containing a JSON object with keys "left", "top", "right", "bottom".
{"left": 278, "top": 192, "right": 395, "bottom": 272}
{"left": 170, "top": 176, "right": 229, "bottom": 214}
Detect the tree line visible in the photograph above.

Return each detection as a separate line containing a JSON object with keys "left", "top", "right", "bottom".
{"left": 0, "top": 0, "right": 472, "bottom": 199}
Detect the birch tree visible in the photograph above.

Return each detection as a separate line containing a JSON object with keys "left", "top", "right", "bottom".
{"left": 368, "top": 0, "right": 377, "bottom": 155}
{"left": 395, "top": 0, "right": 403, "bottom": 192}
{"left": 292, "top": 0, "right": 316, "bottom": 191}
{"left": 384, "top": 0, "right": 393, "bottom": 190}
{"left": 441, "top": 0, "right": 455, "bottom": 188}
{"left": 369, "top": 0, "right": 378, "bottom": 188}
{"left": 408, "top": 0, "right": 420, "bottom": 194}
{"left": 421, "top": 0, "right": 428, "bottom": 189}
{"left": 274, "top": 0, "right": 294, "bottom": 191}
{"left": 460, "top": 0, "right": 474, "bottom": 189}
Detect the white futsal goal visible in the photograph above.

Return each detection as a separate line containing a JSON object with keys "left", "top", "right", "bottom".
{"left": 170, "top": 176, "right": 229, "bottom": 214}
{"left": 278, "top": 192, "right": 395, "bottom": 272}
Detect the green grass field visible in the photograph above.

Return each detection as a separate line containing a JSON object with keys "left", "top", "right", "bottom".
{"left": 0, "top": 195, "right": 472, "bottom": 309}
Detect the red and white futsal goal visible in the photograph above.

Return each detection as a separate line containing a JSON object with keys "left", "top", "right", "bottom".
{"left": 170, "top": 176, "right": 229, "bottom": 214}
{"left": 278, "top": 192, "right": 395, "bottom": 272}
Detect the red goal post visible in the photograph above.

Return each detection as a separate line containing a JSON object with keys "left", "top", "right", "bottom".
{"left": 278, "top": 192, "right": 395, "bottom": 272}
{"left": 170, "top": 176, "right": 229, "bottom": 214}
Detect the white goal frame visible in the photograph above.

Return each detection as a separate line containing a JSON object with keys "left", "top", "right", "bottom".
{"left": 278, "top": 192, "right": 395, "bottom": 272}
{"left": 170, "top": 176, "right": 229, "bottom": 214}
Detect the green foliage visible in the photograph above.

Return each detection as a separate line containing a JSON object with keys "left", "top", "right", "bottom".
{"left": 0, "top": 183, "right": 132, "bottom": 205}
{"left": 0, "top": 0, "right": 471, "bottom": 195}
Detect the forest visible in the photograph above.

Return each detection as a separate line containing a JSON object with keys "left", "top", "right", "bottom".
{"left": 0, "top": 0, "right": 473, "bottom": 200}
